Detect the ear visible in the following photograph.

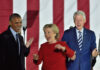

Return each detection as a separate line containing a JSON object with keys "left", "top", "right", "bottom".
{"left": 55, "top": 33, "right": 56, "bottom": 36}
{"left": 84, "top": 19, "right": 86, "bottom": 23}
{"left": 54, "top": 33, "right": 57, "bottom": 38}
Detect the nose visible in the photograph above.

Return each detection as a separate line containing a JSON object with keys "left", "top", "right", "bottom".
{"left": 17, "top": 22, "right": 22, "bottom": 27}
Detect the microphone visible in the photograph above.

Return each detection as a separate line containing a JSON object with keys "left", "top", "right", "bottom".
{"left": 22, "top": 18, "right": 27, "bottom": 41}
{"left": 22, "top": 19, "right": 27, "bottom": 31}
{"left": 23, "top": 26, "right": 27, "bottom": 31}
{"left": 69, "top": 26, "right": 73, "bottom": 29}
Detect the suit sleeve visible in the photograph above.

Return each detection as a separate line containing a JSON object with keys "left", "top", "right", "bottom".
{"left": 90, "top": 32, "right": 96, "bottom": 52}
{"left": 24, "top": 46, "right": 30, "bottom": 57}
{"left": 0, "top": 34, "right": 7, "bottom": 69}
{"left": 20, "top": 37, "right": 30, "bottom": 57}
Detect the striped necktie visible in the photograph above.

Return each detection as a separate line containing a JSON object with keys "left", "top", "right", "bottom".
{"left": 78, "top": 31, "right": 83, "bottom": 51}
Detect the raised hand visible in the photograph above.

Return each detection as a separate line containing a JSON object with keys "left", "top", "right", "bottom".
{"left": 26, "top": 37, "right": 34, "bottom": 48}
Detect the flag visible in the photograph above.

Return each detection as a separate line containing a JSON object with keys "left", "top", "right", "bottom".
{"left": 0, "top": 0, "right": 100, "bottom": 70}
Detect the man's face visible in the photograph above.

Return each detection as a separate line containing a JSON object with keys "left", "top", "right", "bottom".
{"left": 74, "top": 14, "right": 86, "bottom": 30}
{"left": 10, "top": 17, "right": 22, "bottom": 33}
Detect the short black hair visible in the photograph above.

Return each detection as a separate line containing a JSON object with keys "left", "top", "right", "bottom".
{"left": 9, "top": 13, "right": 21, "bottom": 22}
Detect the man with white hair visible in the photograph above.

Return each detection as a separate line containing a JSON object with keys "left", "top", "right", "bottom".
{"left": 62, "top": 10, "right": 98, "bottom": 70}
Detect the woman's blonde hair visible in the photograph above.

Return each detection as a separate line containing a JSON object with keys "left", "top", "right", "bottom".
{"left": 43, "top": 24, "right": 59, "bottom": 40}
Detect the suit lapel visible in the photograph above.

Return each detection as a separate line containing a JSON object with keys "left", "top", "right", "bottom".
{"left": 18, "top": 34, "right": 24, "bottom": 55}
{"left": 82, "top": 28, "right": 88, "bottom": 49}
{"left": 8, "top": 28, "right": 20, "bottom": 53}
{"left": 7, "top": 27, "right": 23, "bottom": 55}
{"left": 73, "top": 28, "right": 80, "bottom": 50}
{"left": 7, "top": 28, "right": 17, "bottom": 44}
{"left": 18, "top": 35, "right": 22, "bottom": 54}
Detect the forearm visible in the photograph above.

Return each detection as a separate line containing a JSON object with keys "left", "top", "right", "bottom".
{"left": 24, "top": 46, "right": 30, "bottom": 57}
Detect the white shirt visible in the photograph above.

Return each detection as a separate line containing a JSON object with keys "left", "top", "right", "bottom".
{"left": 10, "top": 27, "right": 18, "bottom": 40}
{"left": 76, "top": 28, "right": 84, "bottom": 40}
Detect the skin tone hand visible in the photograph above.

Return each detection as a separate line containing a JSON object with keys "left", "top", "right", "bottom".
{"left": 92, "top": 48, "right": 98, "bottom": 57}
{"left": 70, "top": 51, "right": 76, "bottom": 60}
{"left": 55, "top": 44, "right": 66, "bottom": 52}
{"left": 26, "top": 37, "right": 34, "bottom": 48}
{"left": 33, "top": 54, "right": 39, "bottom": 60}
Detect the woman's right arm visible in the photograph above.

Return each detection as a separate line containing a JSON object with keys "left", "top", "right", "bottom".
{"left": 33, "top": 44, "right": 44, "bottom": 65}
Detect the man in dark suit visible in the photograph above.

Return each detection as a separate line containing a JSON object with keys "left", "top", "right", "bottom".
{"left": 0, "top": 13, "right": 33, "bottom": 70}
{"left": 62, "top": 11, "right": 98, "bottom": 70}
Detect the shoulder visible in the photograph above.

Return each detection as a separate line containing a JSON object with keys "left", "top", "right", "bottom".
{"left": 41, "top": 42, "right": 48, "bottom": 47}
{"left": 57, "top": 41, "right": 65, "bottom": 43}
{"left": 84, "top": 28, "right": 95, "bottom": 35}
{"left": 63, "top": 27, "right": 75, "bottom": 38}
{"left": 57, "top": 41, "right": 67, "bottom": 46}
{"left": 39, "top": 42, "right": 48, "bottom": 51}
{"left": 64, "top": 27, "right": 75, "bottom": 34}
{"left": 84, "top": 28, "right": 96, "bottom": 39}
{"left": 0, "top": 29, "right": 10, "bottom": 39}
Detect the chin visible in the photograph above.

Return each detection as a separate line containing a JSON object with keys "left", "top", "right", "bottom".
{"left": 77, "top": 27, "right": 82, "bottom": 30}
{"left": 47, "top": 40, "right": 51, "bottom": 43}
{"left": 16, "top": 30, "right": 21, "bottom": 33}
{"left": 47, "top": 40, "right": 50, "bottom": 43}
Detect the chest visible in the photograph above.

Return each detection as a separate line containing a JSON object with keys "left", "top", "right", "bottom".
{"left": 42, "top": 44, "right": 65, "bottom": 60}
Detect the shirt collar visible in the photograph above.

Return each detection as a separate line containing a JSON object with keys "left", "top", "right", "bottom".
{"left": 76, "top": 28, "right": 84, "bottom": 34}
{"left": 10, "top": 27, "right": 18, "bottom": 40}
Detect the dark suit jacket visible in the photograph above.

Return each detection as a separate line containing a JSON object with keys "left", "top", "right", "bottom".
{"left": 0, "top": 27, "right": 30, "bottom": 70}
{"left": 62, "top": 27, "right": 96, "bottom": 70}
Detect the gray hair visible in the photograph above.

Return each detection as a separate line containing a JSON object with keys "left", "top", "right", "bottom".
{"left": 73, "top": 10, "right": 86, "bottom": 21}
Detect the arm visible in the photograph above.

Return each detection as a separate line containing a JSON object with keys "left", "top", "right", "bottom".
{"left": 0, "top": 34, "right": 7, "bottom": 69}
{"left": 24, "top": 46, "right": 30, "bottom": 57}
{"left": 24, "top": 38, "right": 33, "bottom": 56}
{"left": 90, "top": 32, "right": 98, "bottom": 57}
{"left": 62, "top": 31, "right": 76, "bottom": 60}
{"left": 33, "top": 44, "right": 44, "bottom": 65}
{"left": 64, "top": 43, "right": 76, "bottom": 60}
{"left": 92, "top": 48, "right": 98, "bottom": 57}
{"left": 55, "top": 42, "right": 76, "bottom": 60}
{"left": 33, "top": 54, "right": 39, "bottom": 64}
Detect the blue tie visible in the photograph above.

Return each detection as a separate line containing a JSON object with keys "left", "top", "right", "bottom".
{"left": 78, "top": 31, "right": 83, "bottom": 51}
{"left": 16, "top": 34, "right": 20, "bottom": 55}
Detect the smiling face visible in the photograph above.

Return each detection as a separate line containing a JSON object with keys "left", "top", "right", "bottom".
{"left": 74, "top": 14, "right": 86, "bottom": 30}
{"left": 10, "top": 17, "right": 22, "bottom": 33}
{"left": 44, "top": 28, "right": 57, "bottom": 43}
